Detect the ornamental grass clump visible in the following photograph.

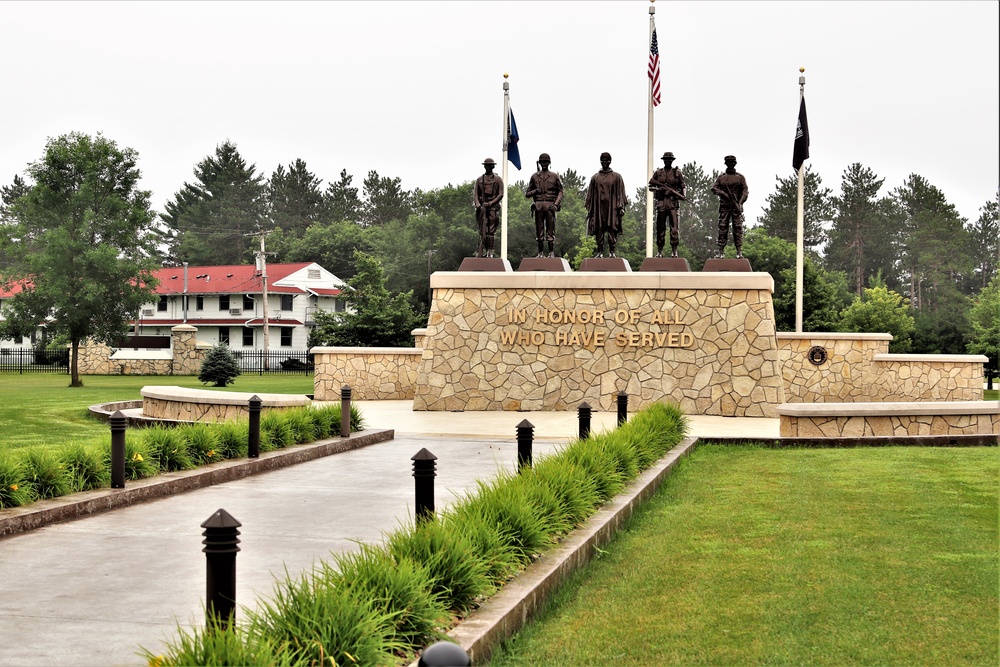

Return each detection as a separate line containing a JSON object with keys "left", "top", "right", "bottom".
{"left": 529, "top": 457, "right": 602, "bottom": 527}
{"left": 324, "top": 543, "right": 448, "bottom": 647}
{"left": 23, "top": 447, "right": 74, "bottom": 499}
{"left": 179, "top": 424, "right": 224, "bottom": 465}
{"left": 0, "top": 451, "right": 32, "bottom": 508}
{"left": 261, "top": 412, "right": 294, "bottom": 450}
{"left": 143, "top": 624, "right": 298, "bottom": 667}
{"left": 214, "top": 421, "right": 249, "bottom": 459}
{"left": 120, "top": 434, "right": 159, "bottom": 480}
{"left": 249, "top": 571, "right": 405, "bottom": 667}
{"left": 282, "top": 408, "right": 318, "bottom": 445}
{"left": 142, "top": 426, "right": 195, "bottom": 472}
{"left": 61, "top": 441, "right": 110, "bottom": 492}
{"left": 387, "top": 518, "right": 491, "bottom": 613}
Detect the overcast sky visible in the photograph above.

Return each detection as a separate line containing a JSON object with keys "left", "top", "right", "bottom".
{"left": 1, "top": 1, "right": 997, "bottom": 229}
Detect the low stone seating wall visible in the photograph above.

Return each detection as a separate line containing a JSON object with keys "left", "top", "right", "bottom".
{"left": 777, "top": 401, "right": 1000, "bottom": 439}
{"left": 140, "top": 386, "right": 311, "bottom": 423}
{"left": 312, "top": 347, "right": 423, "bottom": 401}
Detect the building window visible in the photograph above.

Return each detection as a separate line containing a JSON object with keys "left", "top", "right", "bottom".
{"left": 196, "top": 296, "right": 204, "bottom": 311}
{"left": 280, "top": 294, "right": 293, "bottom": 311}
{"left": 280, "top": 328, "right": 293, "bottom": 347}
{"left": 219, "top": 327, "right": 230, "bottom": 345}
{"left": 335, "top": 299, "right": 346, "bottom": 312}
{"left": 242, "top": 327, "right": 254, "bottom": 347}
{"left": 157, "top": 295, "right": 168, "bottom": 312}
{"left": 243, "top": 295, "right": 254, "bottom": 311}
{"left": 219, "top": 295, "right": 230, "bottom": 311}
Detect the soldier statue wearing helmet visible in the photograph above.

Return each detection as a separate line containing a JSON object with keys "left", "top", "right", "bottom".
{"left": 524, "top": 153, "right": 564, "bottom": 257}
{"left": 473, "top": 158, "right": 504, "bottom": 258}
{"left": 648, "top": 151, "right": 686, "bottom": 257}
{"left": 710, "top": 155, "right": 749, "bottom": 258}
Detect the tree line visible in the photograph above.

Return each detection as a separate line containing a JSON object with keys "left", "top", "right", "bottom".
{"left": 2, "top": 134, "right": 998, "bottom": 382}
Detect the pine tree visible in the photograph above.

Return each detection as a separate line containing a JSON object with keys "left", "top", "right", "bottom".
{"left": 198, "top": 344, "right": 241, "bottom": 387}
{"left": 161, "top": 141, "right": 266, "bottom": 265}
{"left": 756, "top": 165, "right": 833, "bottom": 251}
{"left": 268, "top": 159, "right": 325, "bottom": 238}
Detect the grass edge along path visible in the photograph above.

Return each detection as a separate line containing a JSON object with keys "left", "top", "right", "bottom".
{"left": 142, "top": 402, "right": 689, "bottom": 667}
{"left": 488, "top": 444, "right": 1000, "bottom": 667}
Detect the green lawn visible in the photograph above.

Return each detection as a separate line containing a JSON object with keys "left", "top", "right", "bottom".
{"left": 0, "top": 374, "right": 314, "bottom": 450}
{"left": 490, "top": 445, "right": 999, "bottom": 666}
{"left": 986, "top": 389, "right": 998, "bottom": 401}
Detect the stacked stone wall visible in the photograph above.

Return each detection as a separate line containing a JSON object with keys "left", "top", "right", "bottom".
{"left": 70, "top": 325, "right": 207, "bottom": 376}
{"left": 412, "top": 273, "right": 783, "bottom": 416}
{"left": 313, "top": 348, "right": 422, "bottom": 400}
{"left": 781, "top": 412, "right": 998, "bottom": 438}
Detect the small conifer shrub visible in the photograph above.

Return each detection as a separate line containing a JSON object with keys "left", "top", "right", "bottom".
{"left": 198, "top": 344, "right": 241, "bottom": 387}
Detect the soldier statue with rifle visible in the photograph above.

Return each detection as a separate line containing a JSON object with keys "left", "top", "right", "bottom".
{"left": 524, "top": 153, "right": 564, "bottom": 258}
{"left": 648, "top": 151, "right": 686, "bottom": 257}
{"left": 711, "top": 155, "right": 749, "bottom": 258}
{"left": 473, "top": 158, "right": 504, "bottom": 258}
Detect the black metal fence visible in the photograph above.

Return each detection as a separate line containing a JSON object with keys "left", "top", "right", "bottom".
{"left": 232, "top": 350, "right": 315, "bottom": 375}
{"left": 0, "top": 348, "right": 70, "bottom": 374}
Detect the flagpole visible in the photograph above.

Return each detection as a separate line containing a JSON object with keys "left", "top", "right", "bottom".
{"left": 795, "top": 68, "right": 806, "bottom": 333}
{"left": 501, "top": 74, "right": 510, "bottom": 261}
{"left": 645, "top": 2, "right": 656, "bottom": 258}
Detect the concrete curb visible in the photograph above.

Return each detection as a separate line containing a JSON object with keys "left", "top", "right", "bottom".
{"left": 411, "top": 436, "right": 698, "bottom": 666}
{"left": 0, "top": 428, "right": 393, "bottom": 539}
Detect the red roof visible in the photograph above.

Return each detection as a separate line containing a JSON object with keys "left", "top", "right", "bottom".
{"left": 150, "top": 263, "right": 340, "bottom": 297}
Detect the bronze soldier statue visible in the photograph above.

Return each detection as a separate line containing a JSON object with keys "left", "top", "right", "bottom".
{"left": 648, "top": 151, "right": 686, "bottom": 257}
{"left": 585, "top": 152, "right": 628, "bottom": 258}
{"left": 524, "top": 153, "right": 564, "bottom": 258}
{"left": 473, "top": 158, "right": 504, "bottom": 258}
{"left": 711, "top": 155, "right": 748, "bottom": 258}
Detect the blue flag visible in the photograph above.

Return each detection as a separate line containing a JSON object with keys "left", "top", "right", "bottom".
{"left": 507, "top": 108, "right": 521, "bottom": 170}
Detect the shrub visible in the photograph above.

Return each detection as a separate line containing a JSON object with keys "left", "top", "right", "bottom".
{"left": 23, "top": 447, "right": 74, "bottom": 499}
{"left": 61, "top": 442, "right": 111, "bottom": 492}
{"left": 141, "top": 427, "right": 194, "bottom": 472}
{"left": 214, "top": 421, "right": 249, "bottom": 459}
{"left": 0, "top": 452, "right": 32, "bottom": 508}
{"left": 179, "top": 424, "right": 224, "bottom": 465}
{"left": 198, "top": 343, "right": 241, "bottom": 387}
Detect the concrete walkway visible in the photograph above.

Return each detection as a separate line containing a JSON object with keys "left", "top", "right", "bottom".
{"left": 0, "top": 404, "right": 778, "bottom": 667}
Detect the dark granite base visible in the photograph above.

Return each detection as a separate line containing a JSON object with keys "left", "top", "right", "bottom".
{"left": 458, "top": 257, "right": 513, "bottom": 272}
{"left": 578, "top": 257, "right": 633, "bottom": 272}
{"left": 702, "top": 258, "right": 753, "bottom": 272}
{"left": 517, "top": 257, "right": 572, "bottom": 272}
{"left": 639, "top": 257, "right": 691, "bottom": 272}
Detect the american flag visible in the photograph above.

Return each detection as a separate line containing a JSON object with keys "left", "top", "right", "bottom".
{"left": 648, "top": 28, "right": 661, "bottom": 107}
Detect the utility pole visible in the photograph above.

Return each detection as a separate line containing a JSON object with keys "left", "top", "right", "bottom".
{"left": 255, "top": 234, "right": 271, "bottom": 368}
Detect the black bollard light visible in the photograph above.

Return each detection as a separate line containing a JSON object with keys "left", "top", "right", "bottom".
{"left": 412, "top": 448, "right": 437, "bottom": 522}
{"left": 516, "top": 419, "right": 534, "bottom": 472}
{"left": 418, "top": 641, "right": 471, "bottom": 667}
{"left": 578, "top": 402, "right": 592, "bottom": 440}
{"left": 340, "top": 385, "right": 352, "bottom": 438}
{"left": 248, "top": 395, "right": 261, "bottom": 459}
{"left": 110, "top": 410, "right": 127, "bottom": 488}
{"left": 202, "top": 508, "right": 241, "bottom": 631}
{"left": 617, "top": 391, "right": 629, "bottom": 427}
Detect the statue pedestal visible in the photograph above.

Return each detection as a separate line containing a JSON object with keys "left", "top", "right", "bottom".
{"left": 578, "top": 257, "right": 632, "bottom": 272}
{"left": 703, "top": 258, "right": 752, "bottom": 272}
{"left": 517, "top": 257, "right": 572, "bottom": 272}
{"left": 640, "top": 257, "right": 691, "bottom": 272}
{"left": 458, "top": 257, "right": 513, "bottom": 272}
{"left": 415, "top": 271, "right": 782, "bottom": 416}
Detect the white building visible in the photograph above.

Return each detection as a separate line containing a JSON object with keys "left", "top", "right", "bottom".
{"left": 134, "top": 262, "right": 346, "bottom": 353}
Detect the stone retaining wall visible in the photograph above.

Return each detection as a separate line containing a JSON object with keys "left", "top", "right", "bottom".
{"left": 312, "top": 348, "right": 423, "bottom": 401}
{"left": 778, "top": 334, "right": 986, "bottom": 402}
{"left": 778, "top": 401, "right": 999, "bottom": 438}
{"left": 412, "top": 272, "right": 784, "bottom": 416}
{"left": 140, "top": 386, "right": 310, "bottom": 422}
{"left": 74, "top": 325, "right": 207, "bottom": 375}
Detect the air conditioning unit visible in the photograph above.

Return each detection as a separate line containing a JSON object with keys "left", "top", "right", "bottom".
{"left": 229, "top": 308, "right": 242, "bottom": 316}
{"left": 142, "top": 309, "right": 155, "bottom": 317}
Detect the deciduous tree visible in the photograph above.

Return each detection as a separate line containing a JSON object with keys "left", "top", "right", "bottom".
{"left": 0, "top": 132, "right": 159, "bottom": 386}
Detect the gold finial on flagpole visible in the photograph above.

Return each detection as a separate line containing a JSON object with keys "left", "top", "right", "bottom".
{"left": 504, "top": 72, "right": 509, "bottom": 79}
